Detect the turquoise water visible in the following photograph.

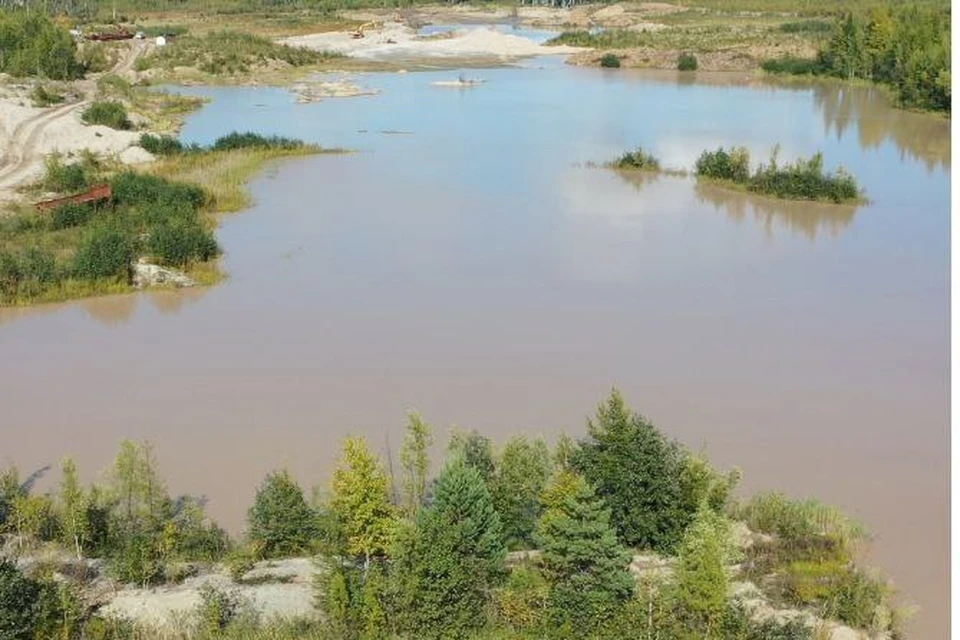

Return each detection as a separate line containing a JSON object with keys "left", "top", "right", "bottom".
{"left": 2, "top": 57, "right": 949, "bottom": 635}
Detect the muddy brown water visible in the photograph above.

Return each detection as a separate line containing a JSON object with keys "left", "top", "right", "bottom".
{"left": 0, "top": 64, "right": 949, "bottom": 636}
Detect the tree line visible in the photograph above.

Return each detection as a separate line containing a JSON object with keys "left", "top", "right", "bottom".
{"left": 0, "top": 391, "right": 902, "bottom": 639}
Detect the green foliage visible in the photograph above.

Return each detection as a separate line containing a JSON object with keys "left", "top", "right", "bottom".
{"left": 212, "top": 132, "right": 307, "bottom": 152}
{"left": 330, "top": 437, "right": 397, "bottom": 561}
{"left": 535, "top": 473, "right": 633, "bottom": 630}
{"left": 448, "top": 429, "right": 496, "bottom": 486}
{"left": 0, "top": 12, "right": 83, "bottom": 80}
{"left": 677, "top": 52, "right": 698, "bottom": 71}
{"left": 196, "top": 584, "right": 249, "bottom": 633}
{"left": 248, "top": 470, "right": 316, "bottom": 558}
{"left": 52, "top": 203, "right": 95, "bottom": 230}
{"left": 671, "top": 509, "right": 733, "bottom": 636}
{"left": 0, "top": 561, "right": 42, "bottom": 640}
{"left": 679, "top": 453, "right": 741, "bottom": 515}
{"left": 772, "top": 8, "right": 951, "bottom": 111}
{"left": 43, "top": 153, "right": 99, "bottom": 193}
{"left": 391, "top": 458, "right": 505, "bottom": 638}
{"left": 721, "top": 602, "right": 814, "bottom": 639}
{"left": 779, "top": 19, "right": 833, "bottom": 33}
{"left": 137, "top": 24, "right": 189, "bottom": 38}
{"left": 30, "top": 84, "right": 64, "bottom": 107}
{"left": 695, "top": 147, "right": 751, "bottom": 183}
{"left": 110, "top": 171, "right": 207, "bottom": 210}
{"left": 146, "top": 219, "right": 219, "bottom": 267}
{"left": 59, "top": 457, "right": 91, "bottom": 559}
{"left": 491, "top": 436, "right": 552, "bottom": 549}
{"left": 695, "top": 147, "right": 861, "bottom": 203}
{"left": 0, "top": 248, "right": 60, "bottom": 301}
{"left": 762, "top": 56, "right": 826, "bottom": 75}
{"left": 139, "top": 133, "right": 191, "bottom": 156}
{"left": 599, "top": 53, "right": 621, "bottom": 68}
{"left": 71, "top": 223, "right": 133, "bottom": 281}
{"left": 734, "top": 492, "right": 867, "bottom": 548}
{"left": 612, "top": 147, "right": 661, "bottom": 171}
{"left": 494, "top": 565, "right": 549, "bottom": 633}
{"left": 400, "top": 412, "right": 433, "bottom": 515}
{"left": 572, "top": 389, "right": 692, "bottom": 553}
{"left": 81, "top": 101, "right": 132, "bottom": 130}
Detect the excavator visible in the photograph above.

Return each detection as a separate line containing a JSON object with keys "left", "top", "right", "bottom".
{"left": 349, "top": 21, "right": 380, "bottom": 39}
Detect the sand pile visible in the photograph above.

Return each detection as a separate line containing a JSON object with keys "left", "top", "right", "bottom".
{"left": 284, "top": 23, "right": 583, "bottom": 62}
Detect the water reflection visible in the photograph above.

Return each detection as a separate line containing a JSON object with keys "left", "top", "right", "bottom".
{"left": 694, "top": 182, "right": 859, "bottom": 241}
{"left": 0, "top": 287, "right": 209, "bottom": 327}
{"left": 80, "top": 295, "right": 138, "bottom": 326}
{"left": 610, "top": 168, "right": 662, "bottom": 192}
{"left": 814, "top": 84, "right": 951, "bottom": 172}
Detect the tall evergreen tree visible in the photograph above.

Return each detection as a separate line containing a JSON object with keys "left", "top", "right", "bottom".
{"left": 671, "top": 508, "right": 733, "bottom": 638}
{"left": 536, "top": 473, "right": 634, "bottom": 630}
{"left": 391, "top": 458, "right": 506, "bottom": 639}
{"left": 248, "top": 470, "right": 316, "bottom": 558}
{"left": 572, "top": 390, "right": 692, "bottom": 553}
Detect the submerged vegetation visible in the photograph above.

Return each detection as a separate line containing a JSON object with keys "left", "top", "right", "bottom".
{"left": 0, "top": 391, "right": 903, "bottom": 639}
{"left": 0, "top": 133, "right": 325, "bottom": 306}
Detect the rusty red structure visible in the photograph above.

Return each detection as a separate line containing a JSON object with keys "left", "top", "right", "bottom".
{"left": 35, "top": 184, "right": 112, "bottom": 213}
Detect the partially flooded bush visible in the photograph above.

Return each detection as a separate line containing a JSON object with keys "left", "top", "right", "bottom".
{"left": 677, "top": 52, "right": 698, "bottom": 71}
{"left": 695, "top": 147, "right": 751, "bottom": 183}
{"left": 599, "top": 53, "right": 621, "bottom": 68}
{"left": 0, "top": 248, "right": 59, "bottom": 300}
{"left": 81, "top": 101, "right": 132, "bottom": 130}
{"left": 762, "top": 57, "right": 825, "bottom": 75}
{"left": 748, "top": 150, "right": 860, "bottom": 203}
{"left": 147, "top": 220, "right": 219, "bottom": 267}
{"left": 612, "top": 147, "right": 660, "bottom": 171}
{"left": 211, "top": 132, "right": 307, "bottom": 152}
{"left": 51, "top": 203, "right": 95, "bottom": 230}
{"left": 72, "top": 224, "right": 134, "bottom": 281}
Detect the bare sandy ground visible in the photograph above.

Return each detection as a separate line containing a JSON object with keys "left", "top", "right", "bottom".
{"left": 283, "top": 22, "right": 584, "bottom": 62}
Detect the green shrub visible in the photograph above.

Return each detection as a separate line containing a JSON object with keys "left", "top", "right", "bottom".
{"left": 786, "top": 559, "right": 847, "bottom": 604}
{"left": 147, "top": 220, "right": 219, "bottom": 267}
{"left": 695, "top": 147, "right": 751, "bottom": 183}
{"left": 137, "top": 24, "right": 189, "bottom": 38}
{"left": 196, "top": 584, "right": 247, "bottom": 633}
{"left": 138, "top": 133, "right": 194, "bottom": 156}
{"left": 748, "top": 150, "right": 860, "bottom": 203}
{"left": 72, "top": 224, "right": 134, "bottom": 281}
{"left": 52, "top": 203, "right": 95, "bottom": 230}
{"left": 678, "top": 52, "right": 698, "bottom": 71}
{"left": 43, "top": 154, "right": 97, "bottom": 193}
{"left": 722, "top": 602, "right": 814, "bottom": 639}
{"left": 110, "top": 172, "right": 206, "bottom": 210}
{"left": 494, "top": 566, "right": 549, "bottom": 633}
{"left": 0, "top": 248, "right": 60, "bottom": 300}
{"left": 778, "top": 19, "right": 833, "bottom": 33}
{"left": 30, "top": 84, "right": 64, "bottom": 107}
{"left": 211, "top": 132, "right": 306, "bottom": 152}
{"left": 599, "top": 53, "right": 621, "bottom": 68}
{"left": 247, "top": 470, "right": 317, "bottom": 558}
{"left": 110, "top": 532, "right": 164, "bottom": 587}
{"left": 81, "top": 102, "right": 132, "bottom": 130}
{"left": 762, "top": 57, "right": 825, "bottom": 75}
{"left": 612, "top": 147, "right": 661, "bottom": 171}
{"left": 830, "top": 569, "right": 889, "bottom": 629}
{"left": 79, "top": 44, "right": 112, "bottom": 74}
{"left": 0, "top": 560, "right": 42, "bottom": 640}
{"left": 0, "top": 12, "right": 83, "bottom": 80}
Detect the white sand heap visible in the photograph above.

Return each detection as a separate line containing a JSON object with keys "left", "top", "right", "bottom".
{"left": 283, "top": 22, "right": 583, "bottom": 61}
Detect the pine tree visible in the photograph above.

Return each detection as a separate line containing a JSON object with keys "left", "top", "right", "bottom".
{"left": 331, "top": 437, "right": 397, "bottom": 566}
{"left": 248, "top": 470, "right": 316, "bottom": 558}
{"left": 536, "top": 473, "right": 634, "bottom": 630}
{"left": 391, "top": 458, "right": 506, "bottom": 639}
{"left": 572, "top": 389, "right": 691, "bottom": 553}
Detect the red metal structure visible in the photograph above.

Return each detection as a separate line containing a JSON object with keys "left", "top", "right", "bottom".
{"left": 36, "top": 184, "right": 112, "bottom": 212}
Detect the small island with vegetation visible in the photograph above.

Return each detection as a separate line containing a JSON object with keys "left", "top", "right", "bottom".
{"left": 607, "top": 145, "right": 863, "bottom": 205}
{"left": 0, "top": 391, "right": 907, "bottom": 639}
